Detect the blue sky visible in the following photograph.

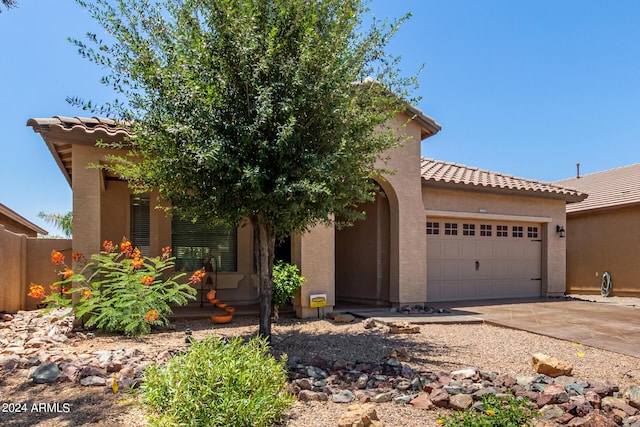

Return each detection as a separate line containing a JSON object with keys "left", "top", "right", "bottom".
{"left": 1, "top": 0, "right": 640, "bottom": 235}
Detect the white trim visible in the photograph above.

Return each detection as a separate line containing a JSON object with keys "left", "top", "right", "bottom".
{"left": 425, "top": 209, "right": 551, "bottom": 223}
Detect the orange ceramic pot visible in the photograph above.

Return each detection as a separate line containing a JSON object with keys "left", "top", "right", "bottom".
{"left": 216, "top": 302, "right": 227, "bottom": 309}
{"left": 224, "top": 306, "right": 235, "bottom": 314}
{"left": 206, "top": 289, "right": 217, "bottom": 302}
{"left": 209, "top": 298, "right": 219, "bottom": 305}
{"left": 211, "top": 313, "right": 233, "bottom": 324}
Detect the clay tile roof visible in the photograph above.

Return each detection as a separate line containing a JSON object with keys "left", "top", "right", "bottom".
{"left": 27, "top": 116, "right": 130, "bottom": 138}
{"left": 555, "top": 163, "right": 640, "bottom": 214}
{"left": 421, "top": 158, "right": 587, "bottom": 203}
{"left": 27, "top": 116, "right": 131, "bottom": 187}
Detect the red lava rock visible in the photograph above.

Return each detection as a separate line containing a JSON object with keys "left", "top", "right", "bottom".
{"left": 297, "top": 390, "right": 329, "bottom": 402}
{"left": 409, "top": 393, "right": 434, "bottom": 410}
{"left": 429, "top": 388, "right": 449, "bottom": 408}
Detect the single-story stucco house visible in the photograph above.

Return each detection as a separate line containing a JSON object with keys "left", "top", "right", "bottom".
{"left": 555, "top": 164, "right": 640, "bottom": 296}
{"left": 27, "top": 110, "right": 586, "bottom": 317}
{"left": 0, "top": 203, "right": 47, "bottom": 237}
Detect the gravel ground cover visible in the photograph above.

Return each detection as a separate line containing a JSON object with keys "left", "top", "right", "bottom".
{"left": 1, "top": 295, "right": 639, "bottom": 426}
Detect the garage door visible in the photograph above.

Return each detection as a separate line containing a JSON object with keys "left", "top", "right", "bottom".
{"left": 426, "top": 219, "right": 542, "bottom": 302}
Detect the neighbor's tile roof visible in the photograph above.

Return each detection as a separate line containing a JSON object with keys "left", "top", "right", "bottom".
{"left": 555, "top": 163, "right": 640, "bottom": 213}
{"left": 421, "top": 158, "right": 587, "bottom": 203}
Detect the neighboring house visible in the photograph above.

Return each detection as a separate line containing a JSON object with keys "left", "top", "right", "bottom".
{"left": 27, "top": 113, "right": 586, "bottom": 316}
{"left": 556, "top": 164, "right": 640, "bottom": 296}
{"left": 0, "top": 203, "right": 47, "bottom": 237}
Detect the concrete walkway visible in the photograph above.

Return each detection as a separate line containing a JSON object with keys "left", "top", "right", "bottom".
{"left": 350, "top": 298, "right": 640, "bottom": 359}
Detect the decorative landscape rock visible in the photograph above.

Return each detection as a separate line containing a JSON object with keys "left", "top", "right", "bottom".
{"left": 30, "top": 362, "right": 61, "bottom": 384}
{"left": 362, "top": 318, "right": 377, "bottom": 329}
{"left": 332, "top": 390, "right": 356, "bottom": 403}
{"left": 387, "top": 322, "right": 420, "bottom": 334}
{"left": 80, "top": 375, "right": 106, "bottom": 387}
{"left": 338, "top": 403, "right": 384, "bottom": 427}
{"left": 3, "top": 308, "right": 640, "bottom": 426}
{"left": 390, "top": 347, "right": 411, "bottom": 362}
{"left": 532, "top": 353, "right": 573, "bottom": 377}
{"left": 333, "top": 314, "right": 356, "bottom": 323}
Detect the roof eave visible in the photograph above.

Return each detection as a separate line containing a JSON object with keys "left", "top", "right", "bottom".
{"left": 404, "top": 104, "right": 442, "bottom": 140}
{"left": 422, "top": 178, "right": 587, "bottom": 203}
{"left": 27, "top": 117, "right": 130, "bottom": 188}
{"left": 567, "top": 200, "right": 640, "bottom": 216}
{"left": 0, "top": 203, "right": 48, "bottom": 235}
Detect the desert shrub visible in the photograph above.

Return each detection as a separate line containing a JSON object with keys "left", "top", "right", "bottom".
{"left": 272, "top": 261, "right": 305, "bottom": 319}
{"left": 438, "top": 393, "right": 538, "bottom": 427}
{"left": 28, "top": 239, "right": 197, "bottom": 336}
{"left": 141, "top": 336, "right": 293, "bottom": 427}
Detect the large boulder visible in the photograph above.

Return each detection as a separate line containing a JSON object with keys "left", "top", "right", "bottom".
{"left": 532, "top": 353, "right": 573, "bottom": 377}
{"left": 338, "top": 403, "right": 384, "bottom": 427}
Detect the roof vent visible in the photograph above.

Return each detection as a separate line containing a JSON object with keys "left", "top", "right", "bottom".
{"left": 576, "top": 162, "right": 581, "bottom": 179}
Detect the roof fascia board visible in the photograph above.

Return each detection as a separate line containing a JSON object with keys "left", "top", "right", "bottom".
{"left": 425, "top": 209, "right": 552, "bottom": 223}
{"left": 567, "top": 201, "right": 640, "bottom": 217}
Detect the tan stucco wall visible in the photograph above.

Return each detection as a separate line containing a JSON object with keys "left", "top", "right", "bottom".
{"left": 0, "top": 225, "right": 71, "bottom": 312}
{"left": 25, "top": 238, "right": 72, "bottom": 310}
{"left": 293, "top": 222, "right": 335, "bottom": 318}
{"left": 423, "top": 187, "right": 568, "bottom": 296}
{"left": 566, "top": 206, "right": 640, "bottom": 296}
{"left": 0, "top": 226, "right": 26, "bottom": 312}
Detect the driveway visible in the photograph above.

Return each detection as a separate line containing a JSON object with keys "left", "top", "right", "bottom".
{"left": 448, "top": 298, "right": 640, "bottom": 358}
{"left": 351, "top": 297, "right": 640, "bottom": 358}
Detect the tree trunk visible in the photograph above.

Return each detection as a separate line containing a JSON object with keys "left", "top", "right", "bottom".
{"left": 254, "top": 215, "right": 276, "bottom": 342}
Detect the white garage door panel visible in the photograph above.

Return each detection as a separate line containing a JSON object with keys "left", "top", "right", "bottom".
{"left": 427, "top": 219, "right": 542, "bottom": 302}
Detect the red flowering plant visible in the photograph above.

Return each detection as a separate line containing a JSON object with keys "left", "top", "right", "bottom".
{"left": 30, "top": 239, "right": 196, "bottom": 336}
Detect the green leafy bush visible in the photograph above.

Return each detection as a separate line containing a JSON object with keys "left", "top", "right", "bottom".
{"left": 438, "top": 393, "right": 538, "bottom": 427}
{"left": 272, "top": 261, "right": 306, "bottom": 319}
{"left": 142, "top": 336, "right": 294, "bottom": 427}
{"left": 29, "top": 239, "right": 196, "bottom": 336}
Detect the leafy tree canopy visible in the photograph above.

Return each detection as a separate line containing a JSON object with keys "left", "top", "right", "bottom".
{"left": 72, "top": 0, "right": 419, "bottom": 338}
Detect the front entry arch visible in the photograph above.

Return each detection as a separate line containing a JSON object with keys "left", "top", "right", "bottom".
{"left": 335, "top": 187, "right": 391, "bottom": 305}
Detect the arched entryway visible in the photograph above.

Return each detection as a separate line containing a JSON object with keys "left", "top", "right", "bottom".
{"left": 335, "top": 185, "right": 391, "bottom": 305}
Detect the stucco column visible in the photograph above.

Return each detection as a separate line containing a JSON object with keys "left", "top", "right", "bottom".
{"left": 72, "top": 145, "right": 102, "bottom": 259}
{"left": 292, "top": 223, "right": 335, "bottom": 318}
{"left": 545, "top": 219, "right": 567, "bottom": 296}
{"left": 377, "top": 115, "right": 428, "bottom": 306}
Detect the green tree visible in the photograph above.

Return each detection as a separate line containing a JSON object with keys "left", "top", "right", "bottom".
{"left": 71, "top": 0, "right": 418, "bottom": 340}
{"left": 38, "top": 211, "right": 73, "bottom": 238}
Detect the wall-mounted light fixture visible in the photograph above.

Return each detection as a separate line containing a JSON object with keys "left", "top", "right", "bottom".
{"left": 556, "top": 225, "right": 566, "bottom": 238}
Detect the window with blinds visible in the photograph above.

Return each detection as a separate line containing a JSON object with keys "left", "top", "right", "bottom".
{"left": 130, "top": 194, "right": 150, "bottom": 254}
{"left": 171, "top": 218, "right": 238, "bottom": 272}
